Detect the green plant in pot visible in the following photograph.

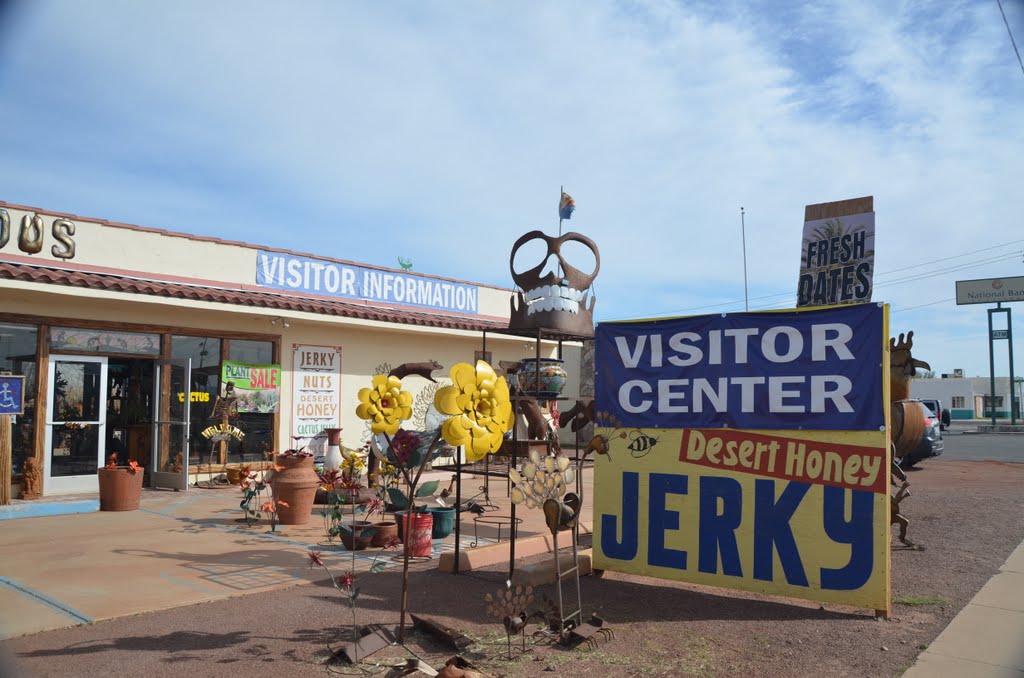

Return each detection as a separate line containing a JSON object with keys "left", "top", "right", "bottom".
{"left": 318, "top": 449, "right": 383, "bottom": 550}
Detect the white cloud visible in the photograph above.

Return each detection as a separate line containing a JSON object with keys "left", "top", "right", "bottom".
{"left": 0, "top": 0, "right": 1021, "bottom": 375}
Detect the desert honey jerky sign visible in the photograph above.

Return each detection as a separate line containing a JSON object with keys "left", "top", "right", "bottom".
{"left": 592, "top": 303, "right": 891, "bottom": 612}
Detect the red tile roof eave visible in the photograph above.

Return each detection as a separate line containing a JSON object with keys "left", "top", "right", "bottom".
{"left": 0, "top": 262, "right": 510, "bottom": 333}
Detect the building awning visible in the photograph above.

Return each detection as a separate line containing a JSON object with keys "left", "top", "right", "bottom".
{"left": 0, "top": 261, "right": 511, "bottom": 333}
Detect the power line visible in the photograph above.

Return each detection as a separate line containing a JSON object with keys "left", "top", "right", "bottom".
{"left": 997, "top": 0, "right": 1024, "bottom": 77}
{"left": 891, "top": 298, "right": 956, "bottom": 313}
{"left": 601, "top": 239, "right": 1024, "bottom": 321}
{"left": 874, "top": 239, "right": 1024, "bottom": 277}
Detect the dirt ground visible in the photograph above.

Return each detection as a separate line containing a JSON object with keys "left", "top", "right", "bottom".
{"left": 2, "top": 459, "right": 1022, "bottom": 678}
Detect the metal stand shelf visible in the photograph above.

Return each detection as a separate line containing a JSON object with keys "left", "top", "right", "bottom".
{"left": 450, "top": 325, "right": 593, "bottom": 580}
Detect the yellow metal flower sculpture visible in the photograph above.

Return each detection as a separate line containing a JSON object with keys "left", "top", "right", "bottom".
{"left": 355, "top": 374, "right": 413, "bottom": 435}
{"left": 434, "top": 360, "right": 514, "bottom": 462}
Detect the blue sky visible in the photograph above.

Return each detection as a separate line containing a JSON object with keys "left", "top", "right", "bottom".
{"left": 0, "top": 0, "right": 1022, "bottom": 379}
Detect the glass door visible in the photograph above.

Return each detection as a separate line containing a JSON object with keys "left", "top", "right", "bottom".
{"left": 44, "top": 355, "right": 108, "bottom": 494}
{"left": 151, "top": 358, "right": 191, "bottom": 490}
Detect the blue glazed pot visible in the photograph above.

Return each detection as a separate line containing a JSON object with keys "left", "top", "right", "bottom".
{"left": 517, "top": 358, "right": 568, "bottom": 398}
{"left": 424, "top": 506, "right": 457, "bottom": 539}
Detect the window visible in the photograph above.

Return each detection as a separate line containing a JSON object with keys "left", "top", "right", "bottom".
{"left": 227, "top": 339, "right": 275, "bottom": 462}
{"left": 951, "top": 396, "right": 964, "bottom": 409}
{"left": 51, "top": 327, "right": 160, "bottom": 355}
{"left": 0, "top": 323, "right": 38, "bottom": 475}
{"left": 229, "top": 340, "right": 273, "bottom": 365}
{"left": 172, "top": 336, "right": 222, "bottom": 465}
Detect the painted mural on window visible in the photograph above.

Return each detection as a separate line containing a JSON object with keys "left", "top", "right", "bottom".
{"left": 50, "top": 328, "right": 160, "bottom": 355}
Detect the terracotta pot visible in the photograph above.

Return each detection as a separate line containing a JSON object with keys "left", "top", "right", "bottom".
{"left": 225, "top": 466, "right": 244, "bottom": 485}
{"left": 370, "top": 520, "right": 399, "bottom": 547}
{"left": 98, "top": 467, "right": 144, "bottom": 511}
{"left": 340, "top": 520, "right": 375, "bottom": 551}
{"left": 396, "top": 511, "right": 434, "bottom": 557}
{"left": 271, "top": 454, "right": 319, "bottom": 525}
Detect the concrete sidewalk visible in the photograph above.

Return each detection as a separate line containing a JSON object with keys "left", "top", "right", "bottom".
{"left": 2, "top": 467, "right": 1021, "bottom": 676}
{"left": 902, "top": 541, "right": 1024, "bottom": 677}
{"left": 0, "top": 473, "right": 568, "bottom": 641}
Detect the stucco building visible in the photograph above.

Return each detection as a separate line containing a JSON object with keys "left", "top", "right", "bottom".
{"left": 1, "top": 200, "right": 580, "bottom": 497}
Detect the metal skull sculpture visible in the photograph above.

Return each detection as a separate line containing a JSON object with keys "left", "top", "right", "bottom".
{"left": 508, "top": 230, "right": 600, "bottom": 336}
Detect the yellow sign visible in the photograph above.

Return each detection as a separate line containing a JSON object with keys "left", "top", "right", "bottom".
{"left": 593, "top": 427, "right": 890, "bottom": 611}
{"left": 177, "top": 391, "right": 211, "bottom": 403}
{"left": 201, "top": 423, "right": 245, "bottom": 442}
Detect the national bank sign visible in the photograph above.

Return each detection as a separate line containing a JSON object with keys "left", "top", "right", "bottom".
{"left": 955, "top": 276, "right": 1024, "bottom": 306}
{"left": 256, "top": 251, "right": 479, "bottom": 314}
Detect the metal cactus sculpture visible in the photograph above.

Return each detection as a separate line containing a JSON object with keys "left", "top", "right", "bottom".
{"left": 888, "top": 331, "right": 930, "bottom": 548}
{"left": 888, "top": 332, "right": 931, "bottom": 460}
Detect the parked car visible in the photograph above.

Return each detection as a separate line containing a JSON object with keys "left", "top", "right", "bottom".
{"left": 897, "top": 399, "right": 944, "bottom": 469}
{"left": 919, "top": 398, "right": 952, "bottom": 430}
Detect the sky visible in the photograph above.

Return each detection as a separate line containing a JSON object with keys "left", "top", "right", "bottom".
{"left": 0, "top": 0, "right": 1022, "bottom": 379}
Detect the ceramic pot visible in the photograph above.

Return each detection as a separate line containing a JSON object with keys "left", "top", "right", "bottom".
{"left": 340, "top": 520, "right": 375, "bottom": 551}
{"left": 324, "top": 427, "right": 343, "bottom": 472}
{"left": 225, "top": 466, "right": 244, "bottom": 485}
{"left": 271, "top": 454, "right": 319, "bottom": 525}
{"left": 396, "top": 510, "right": 434, "bottom": 557}
{"left": 517, "top": 358, "right": 568, "bottom": 398}
{"left": 370, "top": 520, "right": 399, "bottom": 547}
{"left": 98, "top": 467, "right": 144, "bottom": 511}
{"left": 424, "top": 506, "right": 456, "bottom": 539}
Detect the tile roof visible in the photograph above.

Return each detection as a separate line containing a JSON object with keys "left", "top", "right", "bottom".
{"left": 0, "top": 261, "right": 511, "bottom": 333}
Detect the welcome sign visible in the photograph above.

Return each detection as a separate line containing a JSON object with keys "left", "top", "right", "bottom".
{"left": 592, "top": 303, "right": 891, "bottom": 612}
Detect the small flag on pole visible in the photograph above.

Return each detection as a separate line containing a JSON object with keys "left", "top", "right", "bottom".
{"left": 558, "top": 192, "right": 576, "bottom": 220}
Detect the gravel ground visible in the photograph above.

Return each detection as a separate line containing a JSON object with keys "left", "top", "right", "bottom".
{"left": 2, "top": 459, "right": 1022, "bottom": 678}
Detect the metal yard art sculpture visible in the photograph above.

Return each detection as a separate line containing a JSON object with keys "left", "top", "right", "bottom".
{"left": 887, "top": 331, "right": 930, "bottom": 548}
{"left": 485, "top": 581, "right": 535, "bottom": 659}
{"left": 354, "top": 359, "right": 514, "bottom": 647}
{"left": 508, "top": 229, "right": 600, "bottom": 337}
{"left": 509, "top": 450, "right": 596, "bottom": 645}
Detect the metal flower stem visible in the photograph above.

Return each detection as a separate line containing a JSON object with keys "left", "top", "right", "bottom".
{"left": 379, "top": 429, "right": 443, "bottom": 643}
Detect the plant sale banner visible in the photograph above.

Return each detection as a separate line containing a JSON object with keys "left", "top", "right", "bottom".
{"left": 592, "top": 303, "right": 892, "bottom": 611}
{"left": 221, "top": 360, "right": 281, "bottom": 413}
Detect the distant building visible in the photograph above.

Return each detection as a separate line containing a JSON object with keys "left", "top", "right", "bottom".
{"left": 911, "top": 376, "right": 1021, "bottom": 420}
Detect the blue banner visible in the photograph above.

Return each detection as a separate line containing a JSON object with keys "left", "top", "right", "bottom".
{"left": 256, "top": 251, "right": 479, "bottom": 314}
{"left": 595, "top": 304, "right": 885, "bottom": 431}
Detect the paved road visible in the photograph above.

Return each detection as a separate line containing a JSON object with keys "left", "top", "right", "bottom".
{"left": 938, "top": 429, "right": 1023, "bottom": 463}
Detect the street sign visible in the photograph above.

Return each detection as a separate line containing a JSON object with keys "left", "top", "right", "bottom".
{"left": 992, "top": 329, "right": 1009, "bottom": 340}
{"left": 956, "top": 276, "right": 1024, "bottom": 305}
